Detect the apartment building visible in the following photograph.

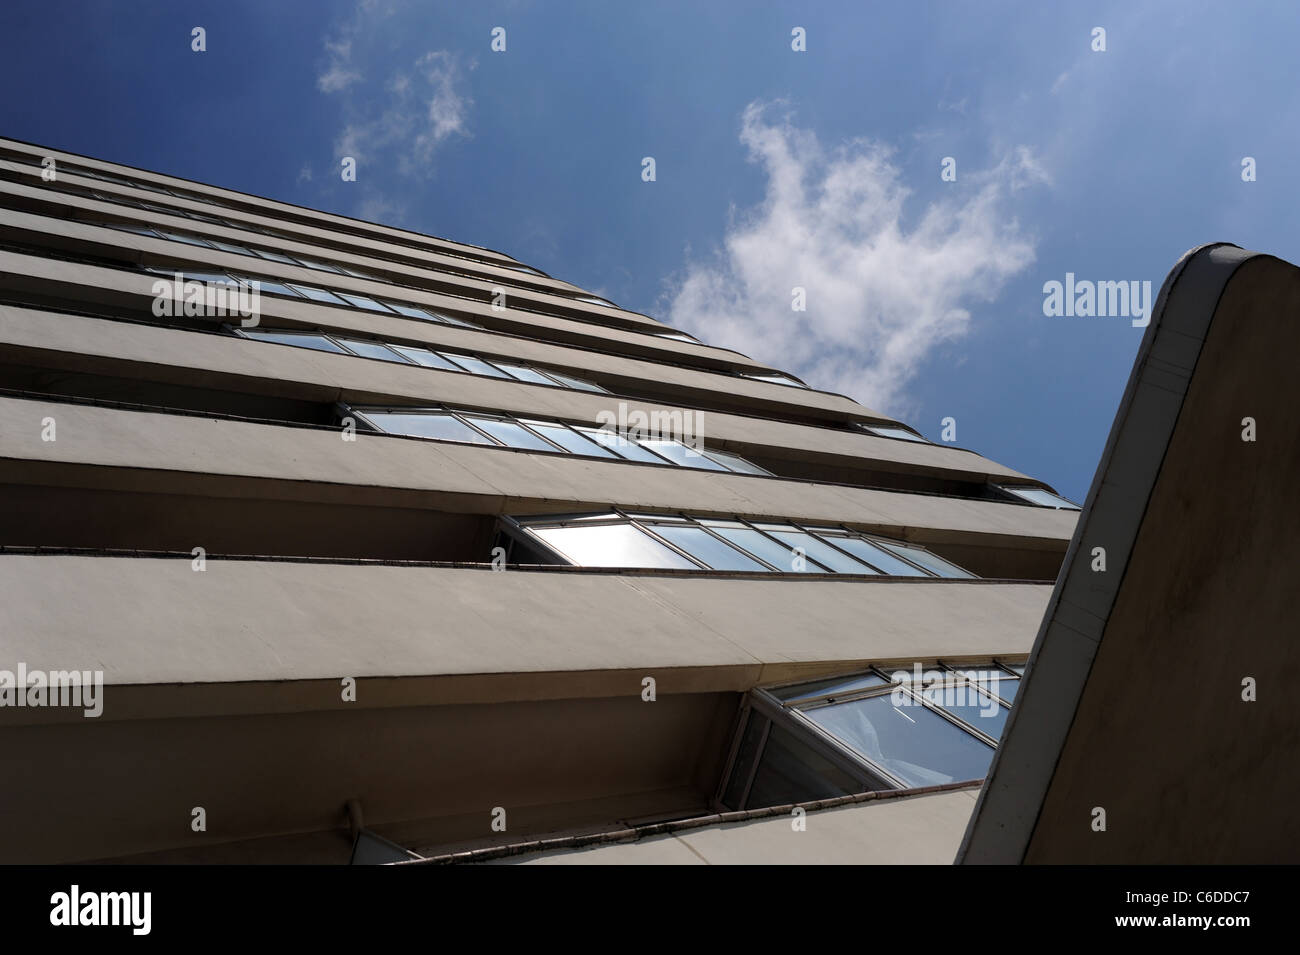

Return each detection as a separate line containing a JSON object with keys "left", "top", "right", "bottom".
{"left": 0, "top": 136, "right": 1080, "bottom": 863}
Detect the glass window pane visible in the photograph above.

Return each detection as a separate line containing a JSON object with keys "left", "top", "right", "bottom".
{"left": 295, "top": 256, "right": 344, "bottom": 273}
{"left": 804, "top": 693, "right": 995, "bottom": 787}
{"left": 109, "top": 222, "right": 159, "bottom": 237}
{"left": 637, "top": 439, "right": 729, "bottom": 471}
{"left": 577, "top": 428, "right": 670, "bottom": 464}
{"left": 821, "top": 535, "right": 928, "bottom": 576}
{"left": 530, "top": 523, "right": 698, "bottom": 569}
{"left": 148, "top": 267, "right": 234, "bottom": 285}
{"left": 1008, "top": 665, "right": 1026, "bottom": 675}
{"left": 919, "top": 681, "right": 1010, "bottom": 740}
{"left": 286, "top": 283, "right": 346, "bottom": 304}
{"left": 721, "top": 712, "right": 767, "bottom": 809}
{"left": 521, "top": 422, "right": 618, "bottom": 458}
{"left": 493, "top": 362, "right": 555, "bottom": 385}
{"left": 387, "top": 345, "right": 461, "bottom": 370}
{"left": 242, "top": 277, "right": 301, "bottom": 297}
{"left": 252, "top": 248, "right": 299, "bottom": 264}
{"left": 443, "top": 354, "right": 510, "bottom": 378}
{"left": 741, "top": 371, "right": 805, "bottom": 387}
{"left": 990, "top": 676, "right": 1019, "bottom": 702}
{"left": 700, "top": 448, "right": 771, "bottom": 475}
{"left": 336, "top": 292, "right": 393, "bottom": 312}
{"left": 463, "top": 417, "right": 558, "bottom": 452}
{"left": 771, "top": 672, "right": 887, "bottom": 703}
{"left": 360, "top": 411, "right": 492, "bottom": 444}
{"left": 869, "top": 425, "right": 927, "bottom": 442}
{"left": 428, "top": 311, "right": 480, "bottom": 329}
{"left": 154, "top": 229, "right": 210, "bottom": 247}
{"left": 744, "top": 723, "right": 859, "bottom": 809}
{"left": 542, "top": 370, "right": 606, "bottom": 393}
{"left": 206, "top": 238, "right": 253, "bottom": 255}
{"left": 875, "top": 540, "right": 975, "bottom": 578}
{"left": 1003, "top": 485, "right": 1080, "bottom": 509}
{"left": 239, "top": 329, "right": 346, "bottom": 353}
{"left": 383, "top": 301, "right": 435, "bottom": 319}
{"left": 767, "top": 531, "right": 877, "bottom": 574}
{"left": 647, "top": 524, "right": 769, "bottom": 571}
{"left": 335, "top": 338, "right": 410, "bottom": 363}
{"left": 702, "top": 524, "right": 818, "bottom": 573}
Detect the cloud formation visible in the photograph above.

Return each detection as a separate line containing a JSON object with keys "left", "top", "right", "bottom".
{"left": 666, "top": 102, "right": 1045, "bottom": 415}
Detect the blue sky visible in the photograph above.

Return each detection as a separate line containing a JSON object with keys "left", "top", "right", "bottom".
{"left": 1, "top": 0, "right": 1295, "bottom": 502}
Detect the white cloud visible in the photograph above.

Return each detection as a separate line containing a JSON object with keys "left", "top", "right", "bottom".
{"left": 317, "top": 3, "right": 470, "bottom": 177}
{"left": 318, "top": 38, "right": 362, "bottom": 92}
{"left": 328, "top": 52, "right": 471, "bottom": 175}
{"left": 664, "top": 102, "right": 1044, "bottom": 415}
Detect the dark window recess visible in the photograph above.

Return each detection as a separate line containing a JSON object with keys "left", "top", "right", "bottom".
{"left": 0, "top": 483, "right": 499, "bottom": 563}
{"left": 0, "top": 364, "right": 334, "bottom": 425}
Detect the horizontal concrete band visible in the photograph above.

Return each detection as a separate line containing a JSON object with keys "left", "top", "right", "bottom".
{"left": 0, "top": 555, "right": 1049, "bottom": 722}
{"left": 0, "top": 142, "right": 525, "bottom": 271}
{"left": 0, "top": 242, "right": 868, "bottom": 420}
{"left": 0, "top": 184, "right": 670, "bottom": 337}
{"left": 0, "top": 303, "right": 1033, "bottom": 483}
{"left": 0, "top": 202, "right": 775, "bottom": 380}
{"left": 0, "top": 395, "right": 1076, "bottom": 543}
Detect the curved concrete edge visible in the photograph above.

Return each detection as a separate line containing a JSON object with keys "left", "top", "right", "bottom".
{"left": 955, "top": 243, "right": 1266, "bottom": 864}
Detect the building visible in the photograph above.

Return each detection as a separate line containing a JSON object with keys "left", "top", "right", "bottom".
{"left": 960, "top": 243, "right": 1300, "bottom": 865}
{"left": 0, "top": 136, "right": 1080, "bottom": 864}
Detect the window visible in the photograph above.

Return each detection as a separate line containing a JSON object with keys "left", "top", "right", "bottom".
{"left": 245, "top": 277, "right": 302, "bottom": 298}
{"left": 700, "top": 448, "right": 772, "bottom": 476}
{"left": 509, "top": 512, "right": 980, "bottom": 578}
{"left": 492, "top": 362, "right": 554, "bottom": 385}
{"left": 334, "top": 291, "right": 392, "bottom": 313}
{"left": 251, "top": 248, "right": 300, "bottom": 264}
{"left": 428, "top": 311, "right": 481, "bottom": 329}
{"left": 237, "top": 329, "right": 347, "bottom": 353}
{"left": 998, "top": 485, "right": 1080, "bottom": 510}
{"left": 718, "top": 660, "right": 1023, "bottom": 810}
{"left": 461, "top": 416, "right": 559, "bottom": 452}
{"left": 206, "top": 238, "right": 255, "bottom": 256}
{"left": 866, "top": 424, "right": 928, "bottom": 443}
{"left": 646, "top": 523, "right": 770, "bottom": 572}
{"left": 228, "top": 326, "right": 606, "bottom": 392}
{"left": 387, "top": 344, "right": 461, "bottom": 371}
{"left": 442, "top": 354, "right": 510, "bottom": 378}
{"left": 875, "top": 540, "right": 975, "bottom": 578}
{"left": 334, "top": 338, "right": 410, "bottom": 363}
{"left": 530, "top": 523, "right": 697, "bottom": 570}
{"left": 542, "top": 370, "right": 608, "bottom": 394}
{"left": 737, "top": 370, "right": 809, "bottom": 388}
{"left": 384, "top": 301, "right": 437, "bottom": 319}
{"left": 760, "top": 528, "right": 877, "bottom": 574}
{"left": 294, "top": 256, "right": 345, "bottom": 274}
{"left": 355, "top": 410, "right": 493, "bottom": 445}
{"left": 804, "top": 692, "right": 995, "bottom": 787}
{"left": 637, "top": 439, "right": 729, "bottom": 471}
{"left": 286, "top": 283, "right": 347, "bottom": 304}
{"left": 655, "top": 330, "right": 698, "bottom": 343}
{"left": 520, "top": 421, "right": 618, "bottom": 458}
{"left": 577, "top": 428, "right": 671, "bottom": 464}
{"left": 815, "top": 533, "right": 927, "bottom": 576}
{"left": 701, "top": 521, "right": 820, "bottom": 573}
